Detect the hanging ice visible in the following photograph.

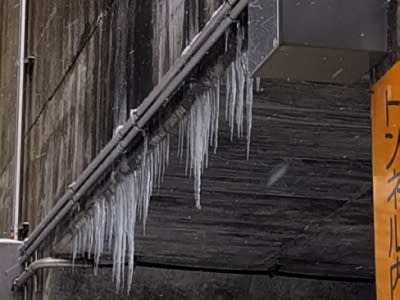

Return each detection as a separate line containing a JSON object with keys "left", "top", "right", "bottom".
{"left": 179, "top": 79, "right": 221, "bottom": 209}
{"left": 177, "top": 22, "right": 254, "bottom": 209}
{"left": 70, "top": 20, "right": 254, "bottom": 294}
{"left": 225, "top": 22, "right": 254, "bottom": 149}
{"left": 72, "top": 135, "right": 170, "bottom": 293}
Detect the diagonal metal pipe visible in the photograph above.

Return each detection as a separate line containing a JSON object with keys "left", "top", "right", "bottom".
{"left": 19, "top": 0, "right": 235, "bottom": 254}
{"left": 19, "top": 0, "right": 249, "bottom": 264}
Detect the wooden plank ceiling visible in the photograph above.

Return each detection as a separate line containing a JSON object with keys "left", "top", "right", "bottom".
{"left": 135, "top": 79, "right": 373, "bottom": 280}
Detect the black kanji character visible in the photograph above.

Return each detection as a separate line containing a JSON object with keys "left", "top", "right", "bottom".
{"left": 390, "top": 257, "right": 400, "bottom": 300}
{"left": 386, "top": 130, "right": 400, "bottom": 170}
{"left": 388, "top": 170, "right": 400, "bottom": 209}
{"left": 389, "top": 215, "right": 400, "bottom": 258}
{"left": 385, "top": 89, "right": 400, "bottom": 127}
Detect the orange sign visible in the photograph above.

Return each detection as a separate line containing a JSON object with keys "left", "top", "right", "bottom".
{"left": 372, "top": 62, "right": 400, "bottom": 300}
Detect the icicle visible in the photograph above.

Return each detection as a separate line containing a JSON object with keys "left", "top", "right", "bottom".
{"left": 112, "top": 182, "right": 123, "bottom": 292}
{"left": 93, "top": 197, "right": 105, "bottom": 274}
{"left": 236, "top": 58, "right": 245, "bottom": 138}
{"left": 229, "top": 62, "right": 237, "bottom": 141}
{"left": 225, "top": 26, "right": 230, "bottom": 52}
{"left": 225, "top": 63, "right": 231, "bottom": 122}
{"left": 72, "top": 233, "right": 78, "bottom": 267}
{"left": 71, "top": 134, "right": 170, "bottom": 293}
{"left": 107, "top": 188, "right": 115, "bottom": 250}
{"left": 180, "top": 21, "right": 253, "bottom": 207}
{"left": 126, "top": 172, "right": 137, "bottom": 295}
{"left": 214, "top": 79, "right": 220, "bottom": 154}
{"left": 246, "top": 77, "right": 254, "bottom": 159}
{"left": 208, "top": 79, "right": 220, "bottom": 154}
{"left": 255, "top": 77, "right": 261, "bottom": 92}
{"left": 69, "top": 18, "right": 254, "bottom": 297}
{"left": 224, "top": 22, "right": 254, "bottom": 158}
{"left": 174, "top": 24, "right": 253, "bottom": 207}
{"left": 178, "top": 74, "right": 222, "bottom": 209}
{"left": 177, "top": 118, "right": 186, "bottom": 162}
{"left": 235, "top": 25, "right": 245, "bottom": 139}
{"left": 166, "top": 134, "right": 170, "bottom": 167}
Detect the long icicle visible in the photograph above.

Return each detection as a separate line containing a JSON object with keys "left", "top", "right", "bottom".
{"left": 178, "top": 21, "right": 254, "bottom": 209}
{"left": 70, "top": 20, "right": 254, "bottom": 294}
{"left": 72, "top": 133, "right": 170, "bottom": 292}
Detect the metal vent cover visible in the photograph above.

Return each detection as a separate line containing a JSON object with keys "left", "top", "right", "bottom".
{"left": 248, "top": 0, "right": 387, "bottom": 83}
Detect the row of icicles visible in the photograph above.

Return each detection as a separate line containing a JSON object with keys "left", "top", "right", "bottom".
{"left": 71, "top": 23, "right": 256, "bottom": 293}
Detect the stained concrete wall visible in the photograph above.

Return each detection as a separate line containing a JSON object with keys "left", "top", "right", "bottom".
{"left": 23, "top": 0, "right": 117, "bottom": 229}
{"left": 0, "top": 0, "right": 20, "bottom": 236}
{"left": 20, "top": 0, "right": 221, "bottom": 231}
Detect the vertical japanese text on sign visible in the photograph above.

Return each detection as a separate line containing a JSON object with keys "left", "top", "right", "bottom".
{"left": 372, "top": 62, "right": 400, "bottom": 300}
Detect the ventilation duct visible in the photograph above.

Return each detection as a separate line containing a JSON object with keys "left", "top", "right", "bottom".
{"left": 248, "top": 0, "right": 387, "bottom": 84}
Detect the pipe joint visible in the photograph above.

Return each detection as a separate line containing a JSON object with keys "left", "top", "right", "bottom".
{"left": 67, "top": 182, "right": 77, "bottom": 193}
{"left": 115, "top": 125, "right": 125, "bottom": 140}
{"left": 18, "top": 254, "right": 28, "bottom": 264}
{"left": 117, "top": 142, "right": 127, "bottom": 152}
{"left": 226, "top": 0, "right": 237, "bottom": 7}
{"left": 71, "top": 193, "right": 81, "bottom": 204}
{"left": 227, "top": 10, "right": 241, "bottom": 22}
{"left": 19, "top": 245, "right": 26, "bottom": 253}
{"left": 130, "top": 108, "right": 139, "bottom": 124}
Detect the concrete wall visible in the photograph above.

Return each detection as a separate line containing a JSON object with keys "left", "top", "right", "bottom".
{"left": 23, "top": 0, "right": 116, "bottom": 229}
{"left": 0, "top": 0, "right": 20, "bottom": 236}
{"left": 20, "top": 0, "right": 221, "bottom": 231}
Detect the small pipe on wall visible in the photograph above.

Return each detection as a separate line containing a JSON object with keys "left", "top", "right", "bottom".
{"left": 13, "top": 258, "right": 92, "bottom": 289}
{"left": 13, "top": 0, "right": 28, "bottom": 240}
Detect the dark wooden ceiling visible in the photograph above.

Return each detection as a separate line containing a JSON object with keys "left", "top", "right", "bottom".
{"left": 136, "top": 79, "right": 373, "bottom": 281}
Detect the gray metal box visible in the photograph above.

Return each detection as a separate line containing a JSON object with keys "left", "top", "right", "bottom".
{"left": 248, "top": 0, "right": 387, "bottom": 83}
{"left": 0, "top": 239, "right": 23, "bottom": 300}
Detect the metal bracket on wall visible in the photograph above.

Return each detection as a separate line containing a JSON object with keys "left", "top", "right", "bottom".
{"left": 24, "top": 56, "right": 35, "bottom": 77}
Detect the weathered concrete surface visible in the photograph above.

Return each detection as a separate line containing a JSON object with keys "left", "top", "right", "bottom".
{"left": 0, "top": 0, "right": 20, "bottom": 236}
{"left": 25, "top": 0, "right": 114, "bottom": 131}
{"left": 21, "top": 0, "right": 222, "bottom": 230}
{"left": 23, "top": 0, "right": 117, "bottom": 228}
{"left": 46, "top": 266, "right": 374, "bottom": 300}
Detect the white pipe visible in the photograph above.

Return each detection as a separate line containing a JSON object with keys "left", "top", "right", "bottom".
{"left": 13, "top": 258, "right": 92, "bottom": 289}
{"left": 14, "top": 0, "right": 27, "bottom": 240}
